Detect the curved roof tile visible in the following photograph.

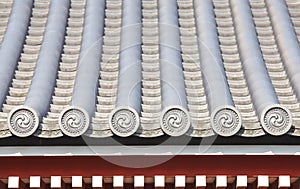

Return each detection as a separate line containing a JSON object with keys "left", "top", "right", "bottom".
{"left": 0, "top": 0, "right": 299, "bottom": 138}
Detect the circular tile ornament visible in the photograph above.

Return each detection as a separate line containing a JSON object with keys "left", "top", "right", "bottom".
{"left": 109, "top": 106, "right": 140, "bottom": 137}
{"left": 8, "top": 106, "right": 39, "bottom": 137}
{"left": 160, "top": 106, "right": 191, "bottom": 136}
{"left": 261, "top": 104, "right": 292, "bottom": 136}
{"left": 59, "top": 106, "right": 90, "bottom": 137}
{"left": 211, "top": 106, "right": 242, "bottom": 137}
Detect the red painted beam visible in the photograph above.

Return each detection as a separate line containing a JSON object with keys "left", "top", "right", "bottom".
{"left": 0, "top": 155, "right": 299, "bottom": 177}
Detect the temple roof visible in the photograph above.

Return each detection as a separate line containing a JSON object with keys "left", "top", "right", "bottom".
{"left": 0, "top": 0, "right": 300, "bottom": 139}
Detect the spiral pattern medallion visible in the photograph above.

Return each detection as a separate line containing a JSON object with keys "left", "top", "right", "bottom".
{"left": 60, "top": 107, "right": 89, "bottom": 137}
{"left": 8, "top": 107, "right": 39, "bottom": 137}
{"left": 212, "top": 107, "right": 241, "bottom": 137}
{"left": 262, "top": 106, "right": 291, "bottom": 136}
{"left": 109, "top": 107, "right": 139, "bottom": 137}
{"left": 161, "top": 106, "right": 190, "bottom": 136}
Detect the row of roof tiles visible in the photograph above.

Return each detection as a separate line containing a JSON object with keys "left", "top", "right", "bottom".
{"left": 0, "top": 0, "right": 299, "bottom": 138}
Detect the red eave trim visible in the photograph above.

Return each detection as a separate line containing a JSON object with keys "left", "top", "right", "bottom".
{"left": 0, "top": 155, "right": 298, "bottom": 177}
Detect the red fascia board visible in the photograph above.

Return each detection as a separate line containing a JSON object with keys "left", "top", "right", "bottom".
{"left": 0, "top": 155, "right": 298, "bottom": 177}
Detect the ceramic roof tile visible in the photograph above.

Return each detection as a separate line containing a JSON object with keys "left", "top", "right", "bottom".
{"left": 0, "top": 0, "right": 299, "bottom": 138}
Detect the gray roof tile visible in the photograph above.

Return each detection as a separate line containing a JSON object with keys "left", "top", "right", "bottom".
{"left": 0, "top": 0, "right": 299, "bottom": 138}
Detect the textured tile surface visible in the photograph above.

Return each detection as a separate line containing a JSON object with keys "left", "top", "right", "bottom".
{"left": 0, "top": 0, "right": 299, "bottom": 138}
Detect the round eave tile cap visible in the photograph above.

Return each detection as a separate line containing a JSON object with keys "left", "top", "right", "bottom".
{"left": 8, "top": 106, "right": 39, "bottom": 137}
{"left": 160, "top": 105, "right": 191, "bottom": 137}
{"left": 261, "top": 104, "right": 292, "bottom": 136}
{"left": 211, "top": 105, "right": 242, "bottom": 137}
{"left": 59, "top": 106, "right": 90, "bottom": 137}
{"left": 109, "top": 106, "right": 140, "bottom": 137}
